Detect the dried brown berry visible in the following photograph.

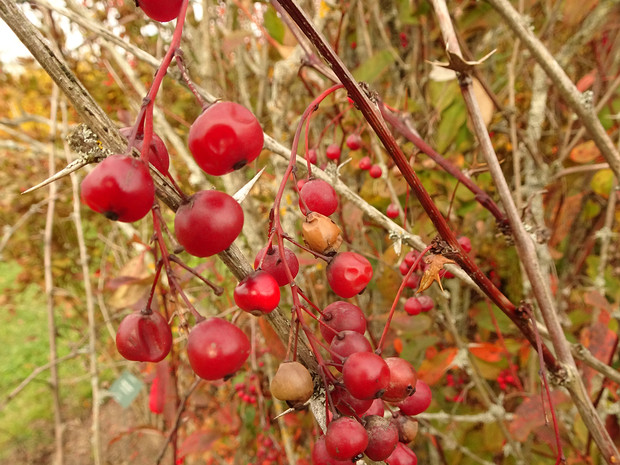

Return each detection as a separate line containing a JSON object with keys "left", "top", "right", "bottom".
{"left": 301, "top": 211, "right": 343, "bottom": 255}
{"left": 270, "top": 361, "right": 314, "bottom": 407}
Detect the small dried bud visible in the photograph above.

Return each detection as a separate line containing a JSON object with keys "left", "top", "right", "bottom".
{"left": 302, "top": 211, "right": 343, "bottom": 255}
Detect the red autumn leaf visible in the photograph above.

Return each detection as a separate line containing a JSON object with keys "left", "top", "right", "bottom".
{"left": 468, "top": 342, "right": 504, "bottom": 363}
{"left": 417, "top": 347, "right": 458, "bottom": 386}
{"left": 576, "top": 69, "right": 597, "bottom": 93}
{"left": 580, "top": 313, "right": 618, "bottom": 395}
{"left": 178, "top": 431, "right": 219, "bottom": 459}
{"left": 508, "top": 390, "right": 571, "bottom": 441}
{"left": 258, "top": 316, "right": 287, "bottom": 360}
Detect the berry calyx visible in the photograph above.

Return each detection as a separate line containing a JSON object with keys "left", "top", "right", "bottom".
{"left": 369, "top": 164, "right": 382, "bottom": 178}
{"left": 345, "top": 134, "right": 362, "bottom": 150}
{"left": 80, "top": 154, "right": 155, "bottom": 223}
{"left": 325, "top": 416, "right": 369, "bottom": 461}
{"left": 326, "top": 252, "right": 373, "bottom": 298}
{"left": 397, "top": 380, "right": 432, "bottom": 415}
{"left": 325, "top": 143, "right": 341, "bottom": 161}
{"left": 174, "top": 190, "right": 244, "bottom": 257}
{"left": 319, "top": 301, "right": 367, "bottom": 344}
{"left": 299, "top": 179, "right": 339, "bottom": 216}
{"left": 115, "top": 310, "right": 172, "bottom": 362}
{"left": 188, "top": 101, "right": 263, "bottom": 176}
{"left": 254, "top": 245, "right": 300, "bottom": 286}
{"left": 187, "top": 318, "right": 250, "bottom": 380}
{"left": 234, "top": 270, "right": 281, "bottom": 315}
{"left": 342, "top": 351, "right": 390, "bottom": 400}
{"left": 137, "top": 0, "right": 183, "bottom": 22}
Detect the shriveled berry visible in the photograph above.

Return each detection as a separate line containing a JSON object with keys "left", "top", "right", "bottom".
{"left": 325, "top": 417, "right": 368, "bottom": 461}
{"left": 326, "top": 252, "right": 373, "bottom": 298}
{"left": 319, "top": 301, "right": 367, "bottom": 344}
{"left": 234, "top": 270, "right": 280, "bottom": 315}
{"left": 302, "top": 212, "right": 343, "bottom": 255}
{"left": 115, "top": 310, "right": 172, "bottom": 362}
{"left": 343, "top": 352, "right": 390, "bottom": 400}
{"left": 270, "top": 361, "right": 314, "bottom": 406}
{"left": 391, "top": 412, "right": 419, "bottom": 443}
{"left": 187, "top": 318, "right": 250, "bottom": 380}
{"left": 254, "top": 245, "right": 299, "bottom": 286}
{"left": 188, "top": 101, "right": 263, "bottom": 176}
{"left": 81, "top": 154, "right": 154, "bottom": 223}
{"left": 326, "top": 144, "right": 341, "bottom": 161}
{"left": 174, "top": 190, "right": 244, "bottom": 257}
{"left": 364, "top": 415, "right": 399, "bottom": 461}
{"left": 299, "top": 179, "right": 339, "bottom": 216}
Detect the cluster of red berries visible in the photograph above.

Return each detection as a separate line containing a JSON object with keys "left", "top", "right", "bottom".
{"left": 234, "top": 379, "right": 259, "bottom": 405}
{"left": 253, "top": 435, "right": 283, "bottom": 465}
{"left": 497, "top": 369, "right": 519, "bottom": 391}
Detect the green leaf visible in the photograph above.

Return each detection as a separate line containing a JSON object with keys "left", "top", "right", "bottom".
{"left": 263, "top": 6, "right": 285, "bottom": 44}
{"left": 590, "top": 169, "right": 613, "bottom": 197}
{"left": 352, "top": 50, "right": 394, "bottom": 84}
{"left": 436, "top": 102, "right": 468, "bottom": 153}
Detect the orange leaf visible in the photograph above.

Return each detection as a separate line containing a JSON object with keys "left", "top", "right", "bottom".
{"left": 393, "top": 337, "right": 403, "bottom": 354}
{"left": 417, "top": 347, "right": 458, "bottom": 386}
{"left": 468, "top": 342, "right": 504, "bottom": 363}
{"left": 569, "top": 140, "right": 601, "bottom": 164}
{"left": 417, "top": 255, "right": 456, "bottom": 293}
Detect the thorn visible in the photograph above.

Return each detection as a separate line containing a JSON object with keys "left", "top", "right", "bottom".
{"left": 271, "top": 406, "right": 295, "bottom": 420}
{"left": 233, "top": 167, "right": 265, "bottom": 203}
{"left": 21, "top": 157, "right": 92, "bottom": 194}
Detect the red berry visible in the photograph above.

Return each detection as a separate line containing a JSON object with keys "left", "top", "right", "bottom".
{"left": 120, "top": 127, "right": 170, "bottom": 174}
{"left": 234, "top": 270, "right": 281, "bottom": 315}
{"left": 254, "top": 246, "right": 300, "bottom": 286}
{"left": 383, "top": 357, "right": 417, "bottom": 403}
{"left": 149, "top": 375, "right": 165, "bottom": 414}
{"left": 343, "top": 352, "right": 390, "bottom": 400}
{"left": 137, "top": 0, "right": 183, "bottom": 22}
{"left": 404, "top": 251, "right": 421, "bottom": 270}
{"left": 397, "top": 380, "right": 432, "bottom": 415}
{"left": 299, "top": 179, "right": 339, "bottom": 216}
{"left": 364, "top": 415, "right": 399, "bottom": 461}
{"left": 174, "top": 190, "right": 244, "bottom": 257}
{"left": 386, "top": 203, "right": 399, "bottom": 219}
{"left": 331, "top": 385, "right": 373, "bottom": 417}
{"left": 326, "top": 252, "right": 373, "bottom": 298}
{"left": 417, "top": 295, "right": 434, "bottom": 312}
{"left": 330, "top": 331, "right": 373, "bottom": 368}
{"left": 188, "top": 101, "right": 263, "bottom": 176}
{"left": 369, "top": 165, "right": 382, "bottom": 178}
{"left": 458, "top": 235, "right": 472, "bottom": 253}
{"left": 326, "top": 144, "right": 341, "bottom": 161}
{"left": 115, "top": 310, "right": 172, "bottom": 362}
{"left": 404, "top": 297, "right": 422, "bottom": 316}
{"left": 319, "top": 301, "right": 367, "bottom": 344}
{"left": 363, "top": 398, "right": 385, "bottom": 417}
{"left": 81, "top": 154, "right": 154, "bottom": 222}
{"left": 307, "top": 149, "right": 318, "bottom": 164}
{"left": 358, "top": 156, "right": 371, "bottom": 170}
{"left": 386, "top": 443, "right": 418, "bottom": 465}
{"left": 311, "top": 436, "right": 351, "bottom": 465}
{"left": 187, "top": 318, "right": 250, "bottom": 380}
{"left": 345, "top": 134, "right": 362, "bottom": 150}
{"left": 325, "top": 417, "right": 369, "bottom": 461}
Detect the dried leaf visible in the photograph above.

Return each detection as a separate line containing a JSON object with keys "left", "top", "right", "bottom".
{"left": 569, "top": 140, "right": 601, "bottom": 164}
{"left": 417, "top": 347, "right": 458, "bottom": 386}
{"left": 417, "top": 255, "right": 456, "bottom": 293}
{"left": 508, "top": 391, "right": 570, "bottom": 441}
{"left": 178, "top": 431, "right": 218, "bottom": 459}
{"left": 427, "top": 48, "right": 496, "bottom": 74}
